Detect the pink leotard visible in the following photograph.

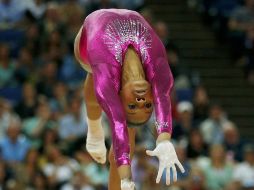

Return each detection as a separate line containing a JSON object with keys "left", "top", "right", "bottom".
{"left": 79, "top": 9, "right": 174, "bottom": 167}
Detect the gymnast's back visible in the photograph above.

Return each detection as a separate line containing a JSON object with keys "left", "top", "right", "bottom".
{"left": 79, "top": 8, "right": 161, "bottom": 68}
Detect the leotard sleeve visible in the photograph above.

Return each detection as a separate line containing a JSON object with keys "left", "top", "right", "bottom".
{"left": 144, "top": 34, "right": 174, "bottom": 135}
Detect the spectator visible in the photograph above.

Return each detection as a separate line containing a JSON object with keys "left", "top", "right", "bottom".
{"left": 61, "top": 171, "right": 95, "bottom": 190}
{"left": 0, "top": 160, "right": 8, "bottom": 189}
{"left": 59, "top": 49, "right": 86, "bottom": 88}
{"left": 199, "top": 103, "right": 228, "bottom": 144}
{"left": 36, "top": 62, "right": 59, "bottom": 98}
{"left": 166, "top": 45, "right": 181, "bottom": 79}
{"left": 244, "top": 24, "right": 254, "bottom": 85}
{"left": 187, "top": 129, "right": 208, "bottom": 159}
{"left": 232, "top": 144, "right": 254, "bottom": 189}
{"left": 0, "top": 99, "right": 19, "bottom": 139}
{"left": 212, "top": 0, "right": 240, "bottom": 41}
{"left": 22, "top": 101, "right": 57, "bottom": 148}
{"left": 229, "top": 0, "right": 254, "bottom": 33}
{"left": 141, "top": 167, "right": 162, "bottom": 190}
{"left": 42, "top": 145, "right": 79, "bottom": 189}
{"left": 60, "top": 0, "right": 84, "bottom": 25}
{"left": 173, "top": 101, "right": 194, "bottom": 141}
{"left": 154, "top": 21, "right": 170, "bottom": 46}
{"left": 13, "top": 148, "right": 40, "bottom": 187}
{"left": 39, "top": 127, "right": 59, "bottom": 156}
{"left": 186, "top": 167, "right": 206, "bottom": 190}
{"left": 49, "top": 82, "right": 69, "bottom": 118}
{"left": 15, "top": 82, "right": 38, "bottom": 119}
{"left": 14, "top": 47, "right": 37, "bottom": 84}
{"left": 58, "top": 97, "right": 87, "bottom": 154}
{"left": 29, "top": 171, "right": 49, "bottom": 190}
{"left": 26, "top": 0, "right": 46, "bottom": 20}
{"left": 0, "top": 118, "right": 30, "bottom": 163}
{"left": 75, "top": 151, "right": 107, "bottom": 188}
{"left": 43, "top": 29, "right": 65, "bottom": 65}
{"left": 193, "top": 85, "right": 210, "bottom": 124}
{"left": 223, "top": 121, "right": 245, "bottom": 162}
{"left": 228, "top": 0, "right": 254, "bottom": 61}
{"left": 0, "top": 43, "right": 16, "bottom": 87}
{"left": 24, "top": 23, "right": 41, "bottom": 57}
{"left": 50, "top": 28, "right": 64, "bottom": 47}
{"left": 0, "top": 0, "right": 26, "bottom": 28}
{"left": 38, "top": 2, "right": 65, "bottom": 38}
{"left": 166, "top": 45, "right": 191, "bottom": 90}
{"left": 202, "top": 144, "right": 234, "bottom": 190}
{"left": 63, "top": 1, "right": 84, "bottom": 45}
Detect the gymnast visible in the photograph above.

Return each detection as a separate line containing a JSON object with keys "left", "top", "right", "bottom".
{"left": 74, "top": 9, "right": 184, "bottom": 190}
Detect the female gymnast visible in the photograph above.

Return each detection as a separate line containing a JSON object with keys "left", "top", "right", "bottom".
{"left": 74, "top": 9, "right": 184, "bottom": 190}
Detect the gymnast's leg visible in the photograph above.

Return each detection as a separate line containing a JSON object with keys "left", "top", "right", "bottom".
{"left": 84, "top": 73, "right": 107, "bottom": 164}
{"left": 108, "top": 127, "right": 136, "bottom": 190}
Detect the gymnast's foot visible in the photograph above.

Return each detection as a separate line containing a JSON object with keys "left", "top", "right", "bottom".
{"left": 86, "top": 119, "right": 107, "bottom": 164}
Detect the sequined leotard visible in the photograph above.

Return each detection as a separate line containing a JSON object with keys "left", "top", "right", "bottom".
{"left": 79, "top": 9, "right": 174, "bottom": 167}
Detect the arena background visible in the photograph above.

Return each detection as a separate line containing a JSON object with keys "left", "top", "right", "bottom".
{"left": 0, "top": 0, "right": 254, "bottom": 189}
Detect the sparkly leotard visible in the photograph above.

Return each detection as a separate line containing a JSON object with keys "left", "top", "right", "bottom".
{"left": 79, "top": 9, "right": 174, "bottom": 167}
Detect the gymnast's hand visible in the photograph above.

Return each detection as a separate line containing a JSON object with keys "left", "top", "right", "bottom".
{"left": 146, "top": 140, "right": 185, "bottom": 185}
{"left": 120, "top": 179, "right": 135, "bottom": 190}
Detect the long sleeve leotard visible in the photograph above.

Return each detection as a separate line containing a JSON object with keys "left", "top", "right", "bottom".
{"left": 79, "top": 9, "right": 174, "bottom": 167}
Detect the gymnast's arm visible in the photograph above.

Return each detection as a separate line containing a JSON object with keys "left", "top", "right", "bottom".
{"left": 91, "top": 64, "right": 132, "bottom": 180}
{"left": 144, "top": 43, "right": 186, "bottom": 185}
{"left": 74, "top": 27, "right": 132, "bottom": 180}
{"left": 145, "top": 47, "right": 174, "bottom": 142}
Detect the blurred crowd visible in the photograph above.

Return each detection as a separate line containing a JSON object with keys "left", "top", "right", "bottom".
{"left": 0, "top": 0, "right": 254, "bottom": 190}
{"left": 188, "top": 0, "right": 254, "bottom": 85}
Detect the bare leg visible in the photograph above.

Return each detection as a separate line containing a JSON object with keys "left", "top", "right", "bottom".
{"left": 84, "top": 73, "right": 102, "bottom": 120}
{"left": 108, "top": 128, "right": 136, "bottom": 190}
{"left": 84, "top": 73, "right": 107, "bottom": 164}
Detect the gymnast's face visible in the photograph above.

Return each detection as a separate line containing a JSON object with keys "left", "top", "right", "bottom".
{"left": 120, "top": 80, "right": 153, "bottom": 125}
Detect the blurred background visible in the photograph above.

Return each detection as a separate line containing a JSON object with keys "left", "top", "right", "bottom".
{"left": 0, "top": 0, "right": 254, "bottom": 189}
